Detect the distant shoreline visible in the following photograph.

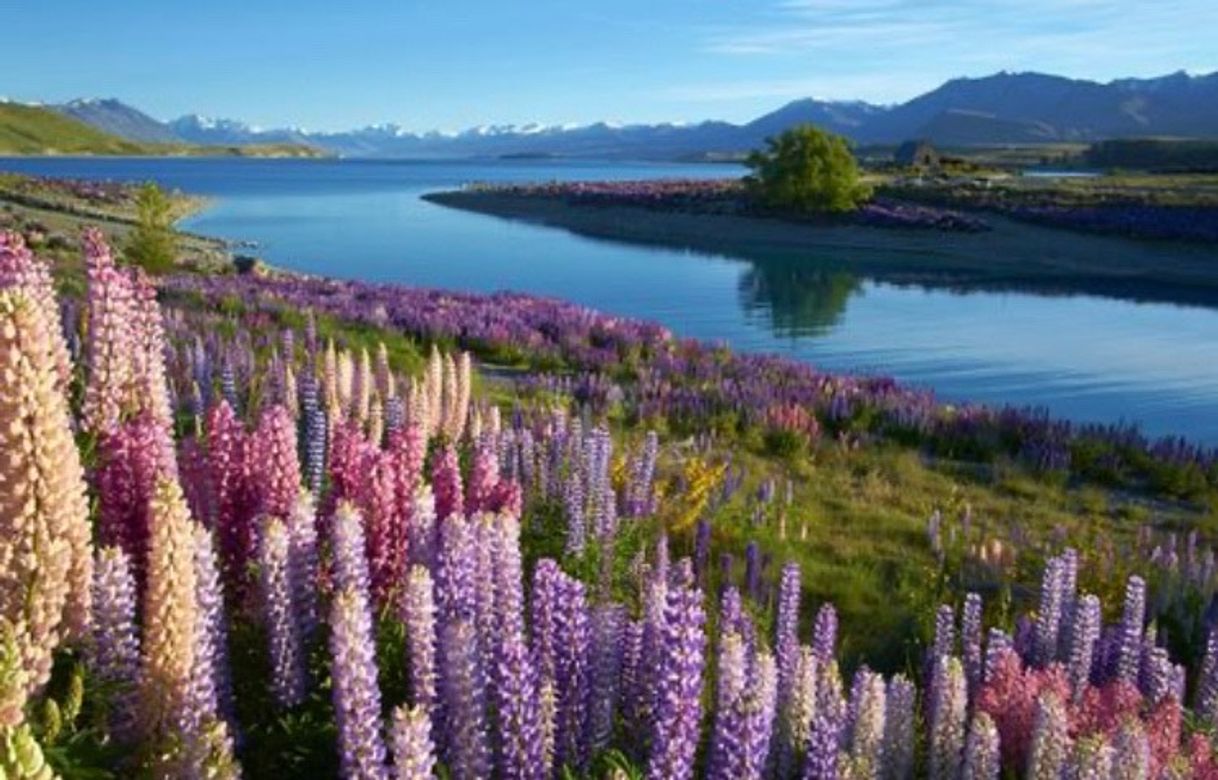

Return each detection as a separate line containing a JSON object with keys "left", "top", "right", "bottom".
{"left": 424, "top": 188, "right": 1218, "bottom": 308}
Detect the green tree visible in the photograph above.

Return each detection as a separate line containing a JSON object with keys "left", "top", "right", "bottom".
{"left": 124, "top": 182, "right": 177, "bottom": 274}
{"left": 746, "top": 124, "right": 871, "bottom": 213}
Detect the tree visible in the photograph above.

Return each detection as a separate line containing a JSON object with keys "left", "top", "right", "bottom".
{"left": 746, "top": 125, "right": 871, "bottom": 213}
{"left": 124, "top": 182, "right": 177, "bottom": 274}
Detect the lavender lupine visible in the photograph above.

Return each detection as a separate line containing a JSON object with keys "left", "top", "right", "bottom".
{"left": 881, "top": 676, "right": 916, "bottom": 780}
{"left": 489, "top": 513, "right": 543, "bottom": 779}
{"left": 402, "top": 567, "right": 439, "bottom": 722}
{"left": 1035, "top": 555, "right": 1066, "bottom": 667}
{"left": 773, "top": 562, "right": 804, "bottom": 778}
{"left": 389, "top": 704, "right": 436, "bottom": 780}
{"left": 437, "top": 618, "right": 492, "bottom": 780}
{"left": 962, "top": 593, "right": 984, "bottom": 696}
{"left": 192, "top": 525, "right": 234, "bottom": 724}
{"left": 299, "top": 372, "right": 327, "bottom": 496}
{"left": 1196, "top": 625, "right": 1218, "bottom": 726}
{"left": 554, "top": 572, "right": 591, "bottom": 773}
{"left": 961, "top": 712, "right": 1000, "bottom": 780}
{"left": 848, "top": 670, "right": 887, "bottom": 780}
{"left": 1117, "top": 576, "right": 1147, "bottom": 684}
{"left": 1027, "top": 692, "right": 1070, "bottom": 780}
{"left": 287, "top": 490, "right": 320, "bottom": 639}
{"left": 709, "top": 626, "right": 778, "bottom": 780}
{"left": 586, "top": 605, "right": 625, "bottom": 757}
{"left": 259, "top": 517, "right": 306, "bottom": 709}
{"left": 330, "top": 582, "right": 389, "bottom": 780}
{"left": 90, "top": 547, "right": 141, "bottom": 742}
{"left": 803, "top": 711, "right": 842, "bottom": 780}
{"left": 1111, "top": 719, "right": 1150, "bottom": 780}
{"left": 1068, "top": 595, "right": 1101, "bottom": 702}
{"left": 646, "top": 560, "right": 706, "bottom": 780}
{"left": 928, "top": 657, "right": 966, "bottom": 780}
{"left": 812, "top": 603, "right": 838, "bottom": 664}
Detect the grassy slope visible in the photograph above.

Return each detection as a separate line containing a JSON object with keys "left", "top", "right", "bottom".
{"left": 0, "top": 102, "right": 327, "bottom": 157}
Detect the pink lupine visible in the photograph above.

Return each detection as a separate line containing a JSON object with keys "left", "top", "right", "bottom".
{"left": 365, "top": 449, "right": 407, "bottom": 607}
{"left": 129, "top": 267, "right": 175, "bottom": 436}
{"left": 431, "top": 444, "right": 464, "bottom": 521}
{"left": 976, "top": 649, "right": 1070, "bottom": 772}
{"left": 465, "top": 433, "right": 500, "bottom": 514}
{"left": 0, "top": 231, "right": 72, "bottom": 390}
{"left": 253, "top": 404, "right": 303, "bottom": 518}
{"left": 205, "top": 400, "right": 257, "bottom": 594}
{"left": 82, "top": 228, "right": 138, "bottom": 435}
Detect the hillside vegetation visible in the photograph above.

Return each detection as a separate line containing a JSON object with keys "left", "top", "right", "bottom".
{"left": 0, "top": 101, "right": 327, "bottom": 157}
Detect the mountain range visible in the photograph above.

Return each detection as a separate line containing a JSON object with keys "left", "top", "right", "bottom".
{"left": 54, "top": 70, "right": 1218, "bottom": 160}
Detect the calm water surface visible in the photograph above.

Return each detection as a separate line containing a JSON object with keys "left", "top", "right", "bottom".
{"left": 4, "top": 156, "right": 1218, "bottom": 442}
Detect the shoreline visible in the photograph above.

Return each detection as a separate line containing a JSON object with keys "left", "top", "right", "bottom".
{"left": 424, "top": 189, "right": 1218, "bottom": 309}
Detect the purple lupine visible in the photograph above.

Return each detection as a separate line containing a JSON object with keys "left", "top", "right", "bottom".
{"left": 961, "top": 711, "right": 1000, "bottom": 780}
{"left": 618, "top": 616, "right": 645, "bottom": 763}
{"left": 1195, "top": 625, "right": 1218, "bottom": 726}
{"left": 287, "top": 491, "right": 320, "bottom": 640}
{"left": 812, "top": 603, "right": 838, "bottom": 664}
{"left": 773, "top": 562, "right": 803, "bottom": 778}
{"left": 555, "top": 571, "right": 591, "bottom": 773}
{"left": 1035, "top": 555, "right": 1065, "bottom": 667}
{"left": 848, "top": 669, "right": 887, "bottom": 779}
{"left": 983, "top": 629, "right": 1013, "bottom": 684}
{"left": 259, "top": 517, "right": 306, "bottom": 709}
{"left": 1140, "top": 645, "right": 1173, "bottom": 704}
{"left": 434, "top": 513, "right": 477, "bottom": 624}
{"left": 389, "top": 704, "right": 436, "bottom": 780}
{"left": 438, "top": 618, "right": 492, "bottom": 780}
{"left": 962, "top": 593, "right": 984, "bottom": 697}
{"left": 1116, "top": 576, "right": 1146, "bottom": 684}
{"left": 802, "top": 711, "right": 841, "bottom": 780}
{"left": 1068, "top": 595, "right": 1101, "bottom": 702}
{"left": 193, "top": 525, "right": 235, "bottom": 725}
{"left": 90, "top": 546, "right": 141, "bottom": 742}
{"left": 928, "top": 657, "right": 966, "bottom": 780}
{"left": 1111, "top": 719, "right": 1149, "bottom": 780}
{"left": 709, "top": 627, "right": 778, "bottom": 780}
{"left": 646, "top": 560, "right": 706, "bottom": 780}
{"left": 330, "top": 582, "right": 389, "bottom": 780}
{"left": 693, "top": 519, "right": 711, "bottom": 582}
{"left": 882, "top": 675, "right": 916, "bottom": 780}
{"left": 586, "top": 604, "right": 625, "bottom": 757}
{"left": 1027, "top": 691, "right": 1070, "bottom": 780}
{"left": 489, "top": 513, "right": 543, "bottom": 780}
{"left": 399, "top": 569, "right": 436, "bottom": 722}
{"left": 408, "top": 486, "right": 437, "bottom": 570}
{"left": 745, "top": 541, "right": 761, "bottom": 603}
{"left": 332, "top": 502, "right": 373, "bottom": 594}
{"left": 299, "top": 372, "right": 327, "bottom": 496}
{"left": 1057, "top": 549, "right": 1079, "bottom": 660}
{"left": 562, "top": 460, "right": 587, "bottom": 555}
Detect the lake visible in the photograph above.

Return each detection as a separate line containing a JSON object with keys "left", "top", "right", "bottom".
{"left": 4, "top": 156, "right": 1218, "bottom": 443}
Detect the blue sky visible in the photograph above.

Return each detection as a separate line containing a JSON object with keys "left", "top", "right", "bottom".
{"left": 5, "top": 0, "right": 1216, "bottom": 132}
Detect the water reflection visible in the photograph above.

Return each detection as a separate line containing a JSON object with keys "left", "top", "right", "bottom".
{"left": 738, "top": 256, "right": 860, "bottom": 338}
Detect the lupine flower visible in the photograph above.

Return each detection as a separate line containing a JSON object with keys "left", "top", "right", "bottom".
{"left": 961, "top": 711, "right": 1000, "bottom": 780}
{"left": 0, "top": 288, "right": 93, "bottom": 718}
{"left": 90, "top": 547, "right": 141, "bottom": 742}
{"left": 431, "top": 444, "right": 464, "bottom": 521}
{"left": 437, "top": 618, "right": 491, "bottom": 780}
{"left": 928, "top": 656, "right": 966, "bottom": 780}
{"left": 848, "top": 669, "right": 887, "bottom": 779}
{"left": 1027, "top": 691, "right": 1070, "bottom": 780}
{"left": 803, "top": 710, "right": 842, "bottom": 780}
{"left": 554, "top": 571, "right": 590, "bottom": 773}
{"left": 466, "top": 433, "right": 500, "bottom": 514}
{"left": 206, "top": 400, "right": 256, "bottom": 593}
{"left": 1067, "top": 735, "right": 1114, "bottom": 780}
{"left": 389, "top": 704, "right": 435, "bottom": 780}
{"left": 402, "top": 566, "right": 438, "bottom": 720}
{"left": 330, "top": 583, "right": 389, "bottom": 780}
{"left": 962, "top": 593, "right": 984, "bottom": 697}
{"left": 287, "top": 490, "right": 320, "bottom": 639}
{"left": 81, "top": 229, "right": 137, "bottom": 435}
{"left": 259, "top": 517, "right": 306, "bottom": 709}
{"left": 299, "top": 372, "right": 327, "bottom": 496}
{"left": 882, "top": 675, "right": 916, "bottom": 780}
{"left": 773, "top": 562, "right": 803, "bottom": 777}
{"left": 587, "top": 604, "right": 624, "bottom": 757}
{"left": 709, "top": 627, "right": 778, "bottom": 780}
{"left": 1068, "top": 595, "right": 1101, "bottom": 701}
{"left": 812, "top": 603, "right": 838, "bottom": 663}
{"left": 1035, "top": 555, "right": 1066, "bottom": 667}
{"left": 1111, "top": 719, "right": 1150, "bottom": 780}
{"left": 0, "top": 231, "right": 72, "bottom": 391}
{"left": 646, "top": 560, "right": 706, "bottom": 780}
{"left": 254, "top": 404, "right": 303, "bottom": 518}
{"left": 192, "top": 525, "right": 234, "bottom": 725}
{"left": 1117, "top": 577, "right": 1146, "bottom": 684}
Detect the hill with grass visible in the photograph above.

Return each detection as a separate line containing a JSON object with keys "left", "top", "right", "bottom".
{"left": 0, "top": 101, "right": 328, "bottom": 157}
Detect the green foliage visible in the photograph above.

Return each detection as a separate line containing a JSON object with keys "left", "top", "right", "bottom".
{"left": 745, "top": 124, "right": 871, "bottom": 213}
{"left": 123, "top": 183, "right": 177, "bottom": 275}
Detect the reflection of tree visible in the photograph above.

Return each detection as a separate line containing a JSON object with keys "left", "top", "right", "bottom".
{"left": 738, "top": 254, "right": 861, "bottom": 337}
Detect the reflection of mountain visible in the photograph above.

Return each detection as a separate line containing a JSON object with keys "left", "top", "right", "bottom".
{"left": 738, "top": 258, "right": 860, "bottom": 338}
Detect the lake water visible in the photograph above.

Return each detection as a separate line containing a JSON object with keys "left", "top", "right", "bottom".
{"left": 4, "top": 156, "right": 1218, "bottom": 443}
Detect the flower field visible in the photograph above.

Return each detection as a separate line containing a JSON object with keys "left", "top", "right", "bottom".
{"left": 3, "top": 226, "right": 1218, "bottom": 778}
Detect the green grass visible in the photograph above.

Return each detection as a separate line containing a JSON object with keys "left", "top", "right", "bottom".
{"left": 0, "top": 101, "right": 328, "bottom": 157}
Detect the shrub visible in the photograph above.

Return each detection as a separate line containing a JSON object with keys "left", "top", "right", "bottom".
{"left": 746, "top": 124, "right": 871, "bottom": 213}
